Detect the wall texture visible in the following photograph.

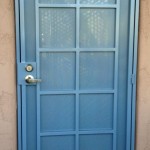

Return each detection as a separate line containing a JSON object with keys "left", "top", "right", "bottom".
{"left": 0, "top": 0, "right": 17, "bottom": 150}
{"left": 0, "top": 0, "right": 150, "bottom": 150}
{"left": 136, "top": 0, "right": 150, "bottom": 150}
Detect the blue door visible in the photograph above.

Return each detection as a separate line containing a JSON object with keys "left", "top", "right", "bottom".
{"left": 16, "top": 0, "right": 138, "bottom": 150}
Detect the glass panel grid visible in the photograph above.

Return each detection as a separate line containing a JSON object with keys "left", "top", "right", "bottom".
{"left": 37, "top": 1, "right": 119, "bottom": 150}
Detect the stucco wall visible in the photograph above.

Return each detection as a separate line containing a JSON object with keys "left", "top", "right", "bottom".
{"left": 136, "top": 0, "right": 150, "bottom": 150}
{"left": 0, "top": 0, "right": 17, "bottom": 150}
{"left": 0, "top": 0, "right": 150, "bottom": 150}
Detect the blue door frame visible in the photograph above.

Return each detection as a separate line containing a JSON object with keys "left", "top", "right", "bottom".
{"left": 15, "top": 0, "right": 139, "bottom": 150}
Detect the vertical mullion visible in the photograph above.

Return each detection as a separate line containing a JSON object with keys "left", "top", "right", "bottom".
{"left": 20, "top": 0, "right": 26, "bottom": 62}
{"left": 22, "top": 86, "right": 27, "bottom": 150}
{"left": 36, "top": 1, "right": 41, "bottom": 150}
{"left": 113, "top": 0, "right": 120, "bottom": 150}
{"left": 76, "top": 1, "right": 80, "bottom": 150}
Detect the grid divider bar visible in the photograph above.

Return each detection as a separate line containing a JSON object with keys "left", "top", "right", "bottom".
{"left": 40, "top": 130, "right": 114, "bottom": 136}
{"left": 20, "top": 0, "right": 26, "bottom": 61}
{"left": 113, "top": 1, "right": 120, "bottom": 150}
{"left": 75, "top": 2, "right": 80, "bottom": 150}
{"left": 39, "top": 90, "right": 115, "bottom": 95}
{"left": 35, "top": 1, "right": 41, "bottom": 150}
{"left": 38, "top": 4, "right": 117, "bottom": 8}
{"left": 21, "top": 86, "right": 27, "bottom": 150}
{"left": 38, "top": 48, "right": 117, "bottom": 52}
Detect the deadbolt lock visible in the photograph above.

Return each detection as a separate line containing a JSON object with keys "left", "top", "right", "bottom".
{"left": 25, "top": 64, "right": 33, "bottom": 72}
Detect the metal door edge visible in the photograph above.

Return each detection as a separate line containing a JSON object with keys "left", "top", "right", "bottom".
{"left": 14, "top": 0, "right": 140, "bottom": 150}
{"left": 131, "top": 0, "right": 140, "bottom": 149}
{"left": 15, "top": 0, "right": 22, "bottom": 150}
{"left": 126, "top": 0, "right": 140, "bottom": 149}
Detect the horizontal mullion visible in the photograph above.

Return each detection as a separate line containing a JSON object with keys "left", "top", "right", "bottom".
{"left": 38, "top": 4, "right": 117, "bottom": 8}
{"left": 40, "top": 131, "right": 76, "bottom": 136}
{"left": 40, "top": 91, "right": 76, "bottom": 95}
{"left": 38, "top": 48, "right": 116, "bottom": 52}
{"left": 79, "top": 130, "right": 114, "bottom": 134}
{"left": 38, "top": 4, "right": 76, "bottom": 8}
{"left": 39, "top": 48, "right": 76, "bottom": 52}
{"left": 40, "top": 130, "right": 114, "bottom": 136}
{"left": 80, "top": 48, "right": 116, "bottom": 51}
{"left": 79, "top": 90, "right": 115, "bottom": 94}
{"left": 39, "top": 90, "right": 114, "bottom": 95}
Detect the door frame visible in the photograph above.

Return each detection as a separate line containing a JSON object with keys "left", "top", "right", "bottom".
{"left": 14, "top": 0, "right": 140, "bottom": 150}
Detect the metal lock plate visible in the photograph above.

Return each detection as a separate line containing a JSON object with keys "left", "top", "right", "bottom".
{"left": 25, "top": 64, "right": 33, "bottom": 72}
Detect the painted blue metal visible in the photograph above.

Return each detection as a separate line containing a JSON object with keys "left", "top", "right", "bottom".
{"left": 19, "top": 1, "right": 27, "bottom": 150}
{"left": 15, "top": 0, "right": 140, "bottom": 150}
{"left": 131, "top": 0, "right": 140, "bottom": 149}
{"left": 38, "top": 4, "right": 117, "bottom": 8}
{"left": 20, "top": 0, "right": 26, "bottom": 62}
{"left": 76, "top": 2, "right": 80, "bottom": 150}
{"left": 126, "top": 0, "right": 137, "bottom": 149}
{"left": 35, "top": 1, "right": 41, "bottom": 150}
{"left": 22, "top": 86, "right": 27, "bottom": 150}
{"left": 113, "top": 0, "right": 120, "bottom": 149}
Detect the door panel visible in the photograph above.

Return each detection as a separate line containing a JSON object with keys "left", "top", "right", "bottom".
{"left": 41, "top": 136, "right": 75, "bottom": 150}
{"left": 80, "top": 134, "right": 113, "bottom": 150}
{"left": 79, "top": 94, "right": 113, "bottom": 129}
{"left": 17, "top": 0, "right": 137, "bottom": 150}
{"left": 40, "top": 94, "right": 75, "bottom": 131}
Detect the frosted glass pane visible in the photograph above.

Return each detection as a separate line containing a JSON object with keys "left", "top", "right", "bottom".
{"left": 39, "top": 8, "right": 76, "bottom": 48}
{"left": 80, "top": 9, "right": 116, "bottom": 48}
{"left": 80, "top": 52, "right": 115, "bottom": 90}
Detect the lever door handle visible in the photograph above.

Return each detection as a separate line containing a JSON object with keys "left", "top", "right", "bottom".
{"left": 25, "top": 75, "right": 42, "bottom": 84}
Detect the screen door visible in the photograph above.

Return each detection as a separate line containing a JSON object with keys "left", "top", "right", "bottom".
{"left": 16, "top": 0, "right": 138, "bottom": 150}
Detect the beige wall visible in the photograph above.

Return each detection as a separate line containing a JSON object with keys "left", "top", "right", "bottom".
{"left": 136, "top": 0, "right": 150, "bottom": 150}
{"left": 0, "top": 0, "right": 150, "bottom": 150}
{"left": 0, "top": 0, "right": 17, "bottom": 150}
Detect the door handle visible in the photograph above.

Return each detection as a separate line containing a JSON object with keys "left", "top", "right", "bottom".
{"left": 25, "top": 75, "right": 42, "bottom": 84}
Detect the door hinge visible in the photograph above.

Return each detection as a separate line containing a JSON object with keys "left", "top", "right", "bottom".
{"left": 131, "top": 74, "right": 136, "bottom": 85}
